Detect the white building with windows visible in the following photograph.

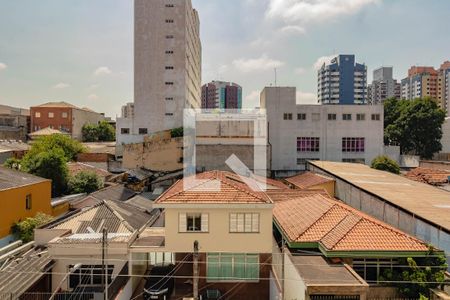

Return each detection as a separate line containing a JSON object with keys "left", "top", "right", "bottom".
{"left": 260, "top": 87, "right": 384, "bottom": 177}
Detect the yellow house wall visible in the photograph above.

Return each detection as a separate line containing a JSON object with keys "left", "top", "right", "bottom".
{"left": 163, "top": 207, "right": 273, "bottom": 253}
{"left": 309, "top": 181, "right": 335, "bottom": 197}
{"left": 0, "top": 181, "right": 52, "bottom": 239}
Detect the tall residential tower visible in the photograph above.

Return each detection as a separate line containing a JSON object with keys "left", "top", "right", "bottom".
{"left": 116, "top": 0, "right": 202, "bottom": 154}
{"left": 317, "top": 55, "right": 367, "bottom": 105}
{"left": 201, "top": 81, "right": 242, "bottom": 109}
{"left": 367, "top": 67, "right": 401, "bottom": 104}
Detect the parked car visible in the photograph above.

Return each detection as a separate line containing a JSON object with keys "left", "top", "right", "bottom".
{"left": 143, "top": 264, "right": 175, "bottom": 300}
{"left": 202, "top": 289, "right": 222, "bottom": 300}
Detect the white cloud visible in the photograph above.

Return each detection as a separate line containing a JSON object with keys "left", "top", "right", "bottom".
{"left": 296, "top": 90, "right": 317, "bottom": 104}
{"left": 88, "top": 94, "right": 99, "bottom": 101}
{"left": 267, "top": 0, "right": 379, "bottom": 31}
{"left": 218, "top": 64, "right": 228, "bottom": 74}
{"left": 233, "top": 54, "right": 285, "bottom": 73}
{"left": 93, "top": 66, "right": 112, "bottom": 76}
{"left": 52, "top": 82, "right": 70, "bottom": 89}
{"left": 294, "top": 67, "right": 306, "bottom": 75}
{"left": 313, "top": 55, "right": 336, "bottom": 70}
{"left": 0, "top": 63, "right": 7, "bottom": 71}
{"left": 244, "top": 90, "right": 261, "bottom": 107}
{"left": 280, "top": 25, "right": 306, "bottom": 35}
{"left": 89, "top": 83, "right": 100, "bottom": 90}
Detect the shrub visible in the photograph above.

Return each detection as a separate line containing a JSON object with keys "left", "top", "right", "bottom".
{"left": 12, "top": 213, "right": 53, "bottom": 242}
{"left": 371, "top": 155, "right": 400, "bottom": 174}
{"left": 68, "top": 171, "right": 103, "bottom": 194}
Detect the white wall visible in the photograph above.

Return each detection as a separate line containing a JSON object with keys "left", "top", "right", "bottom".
{"left": 441, "top": 117, "right": 450, "bottom": 153}
{"left": 72, "top": 108, "right": 105, "bottom": 140}
{"left": 261, "top": 87, "right": 384, "bottom": 175}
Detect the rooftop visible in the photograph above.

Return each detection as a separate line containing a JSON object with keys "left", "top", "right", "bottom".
{"left": 0, "top": 166, "right": 50, "bottom": 191}
{"left": 288, "top": 254, "right": 367, "bottom": 287}
{"left": 32, "top": 101, "right": 99, "bottom": 113}
{"left": 405, "top": 167, "right": 450, "bottom": 186}
{"left": 285, "top": 171, "right": 334, "bottom": 189}
{"left": 0, "top": 140, "right": 30, "bottom": 152}
{"left": 270, "top": 190, "right": 430, "bottom": 254}
{"left": 68, "top": 162, "right": 112, "bottom": 178}
{"left": 309, "top": 161, "right": 450, "bottom": 232}
{"left": 154, "top": 170, "right": 273, "bottom": 205}
{"left": 28, "top": 127, "right": 69, "bottom": 137}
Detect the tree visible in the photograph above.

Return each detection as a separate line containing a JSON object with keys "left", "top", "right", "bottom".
{"left": 380, "top": 247, "right": 447, "bottom": 298}
{"left": 97, "top": 121, "right": 115, "bottom": 141}
{"left": 22, "top": 148, "right": 69, "bottom": 197}
{"left": 384, "top": 98, "right": 446, "bottom": 159}
{"left": 82, "top": 123, "right": 99, "bottom": 142}
{"left": 3, "top": 157, "right": 22, "bottom": 170}
{"left": 12, "top": 213, "right": 53, "bottom": 242}
{"left": 27, "top": 134, "right": 85, "bottom": 161}
{"left": 170, "top": 127, "right": 184, "bottom": 138}
{"left": 68, "top": 171, "right": 103, "bottom": 194}
{"left": 371, "top": 155, "right": 400, "bottom": 174}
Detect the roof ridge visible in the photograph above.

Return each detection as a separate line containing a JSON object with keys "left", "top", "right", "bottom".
{"left": 295, "top": 197, "right": 337, "bottom": 241}
{"left": 48, "top": 202, "right": 101, "bottom": 229}
{"left": 155, "top": 175, "right": 217, "bottom": 202}
{"left": 220, "top": 175, "right": 270, "bottom": 203}
{"left": 323, "top": 212, "right": 363, "bottom": 250}
{"left": 103, "top": 200, "right": 135, "bottom": 232}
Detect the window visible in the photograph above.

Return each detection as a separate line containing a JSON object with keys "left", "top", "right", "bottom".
{"left": 356, "top": 113, "right": 366, "bottom": 121}
{"left": 342, "top": 158, "right": 365, "bottom": 164}
{"left": 312, "top": 113, "right": 320, "bottom": 121}
{"left": 165, "top": 82, "right": 174, "bottom": 85}
{"left": 25, "top": 194, "right": 32, "bottom": 210}
{"left": 165, "top": 66, "right": 174, "bottom": 70}
{"left": 121, "top": 128, "right": 130, "bottom": 134}
{"left": 62, "top": 112, "right": 68, "bottom": 118}
{"left": 35, "top": 112, "right": 41, "bottom": 118}
{"left": 371, "top": 114, "right": 381, "bottom": 121}
{"left": 166, "top": 35, "right": 174, "bottom": 39}
{"left": 165, "top": 113, "right": 174, "bottom": 116}
{"left": 48, "top": 112, "right": 54, "bottom": 118}
{"left": 165, "top": 4, "right": 174, "bottom": 7}
{"left": 327, "top": 113, "right": 336, "bottom": 120}
{"left": 69, "top": 265, "right": 113, "bottom": 289}
{"left": 207, "top": 253, "right": 259, "bottom": 282}
{"left": 165, "top": 97, "right": 174, "bottom": 101}
{"left": 342, "top": 137, "right": 365, "bottom": 152}
{"left": 297, "top": 113, "right": 306, "bottom": 120}
{"left": 229, "top": 213, "right": 259, "bottom": 233}
{"left": 342, "top": 113, "right": 352, "bottom": 120}
{"left": 139, "top": 128, "right": 148, "bottom": 135}
{"left": 179, "top": 213, "right": 208, "bottom": 232}
{"left": 283, "top": 113, "right": 292, "bottom": 120}
{"left": 165, "top": 50, "right": 174, "bottom": 54}
{"left": 353, "top": 259, "right": 398, "bottom": 283}
{"left": 165, "top": 19, "right": 174, "bottom": 23}
{"left": 297, "top": 137, "right": 320, "bottom": 152}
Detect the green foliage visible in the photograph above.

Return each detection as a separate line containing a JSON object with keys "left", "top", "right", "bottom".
{"left": 384, "top": 98, "right": 446, "bottom": 159}
{"left": 3, "top": 158, "right": 22, "bottom": 170}
{"left": 22, "top": 148, "right": 69, "bottom": 197}
{"left": 371, "top": 155, "right": 400, "bottom": 174}
{"left": 12, "top": 213, "right": 53, "bottom": 242}
{"left": 68, "top": 171, "right": 103, "bottom": 194}
{"left": 379, "top": 247, "right": 447, "bottom": 298}
{"left": 170, "top": 127, "right": 184, "bottom": 138}
{"left": 82, "top": 121, "right": 115, "bottom": 142}
{"left": 27, "top": 134, "right": 85, "bottom": 161}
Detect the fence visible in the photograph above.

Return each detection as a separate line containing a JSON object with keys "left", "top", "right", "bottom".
{"left": 0, "top": 292, "right": 101, "bottom": 300}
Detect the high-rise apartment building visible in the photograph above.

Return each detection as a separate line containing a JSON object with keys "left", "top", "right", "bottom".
{"left": 116, "top": 0, "right": 202, "bottom": 155}
{"left": 121, "top": 102, "right": 134, "bottom": 119}
{"left": 400, "top": 66, "right": 438, "bottom": 100}
{"left": 317, "top": 55, "right": 367, "bottom": 105}
{"left": 367, "top": 67, "right": 401, "bottom": 104}
{"left": 437, "top": 61, "right": 450, "bottom": 115}
{"left": 201, "top": 81, "right": 242, "bottom": 109}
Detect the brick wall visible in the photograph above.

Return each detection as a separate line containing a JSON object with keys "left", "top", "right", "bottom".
{"left": 30, "top": 107, "right": 72, "bottom": 133}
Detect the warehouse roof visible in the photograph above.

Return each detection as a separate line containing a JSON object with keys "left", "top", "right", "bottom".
{"left": 309, "top": 161, "right": 450, "bottom": 232}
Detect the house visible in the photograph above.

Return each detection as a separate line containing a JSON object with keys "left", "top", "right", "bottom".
{"left": 269, "top": 189, "right": 442, "bottom": 299}
{"left": 30, "top": 101, "right": 104, "bottom": 141}
{"left": 0, "top": 140, "right": 30, "bottom": 164}
{"left": 0, "top": 166, "right": 52, "bottom": 246}
{"left": 69, "top": 184, "right": 136, "bottom": 210}
{"left": 149, "top": 170, "right": 276, "bottom": 299}
{"left": 67, "top": 161, "right": 113, "bottom": 182}
{"left": 284, "top": 171, "right": 335, "bottom": 196}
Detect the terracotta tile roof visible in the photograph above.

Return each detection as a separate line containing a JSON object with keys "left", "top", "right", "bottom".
{"left": 285, "top": 172, "right": 334, "bottom": 189}
{"left": 405, "top": 167, "right": 450, "bottom": 186}
{"left": 28, "top": 127, "right": 69, "bottom": 137}
{"left": 68, "top": 162, "right": 111, "bottom": 179}
{"left": 34, "top": 101, "right": 79, "bottom": 108}
{"left": 155, "top": 170, "right": 273, "bottom": 204}
{"left": 270, "top": 190, "right": 430, "bottom": 252}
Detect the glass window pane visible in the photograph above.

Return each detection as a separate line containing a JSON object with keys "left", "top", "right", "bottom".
{"left": 220, "top": 254, "right": 233, "bottom": 280}
{"left": 234, "top": 254, "right": 246, "bottom": 280}
{"left": 246, "top": 255, "right": 259, "bottom": 280}
{"left": 207, "top": 254, "right": 220, "bottom": 280}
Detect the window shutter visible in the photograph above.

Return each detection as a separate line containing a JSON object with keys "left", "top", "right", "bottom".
{"left": 201, "top": 213, "right": 209, "bottom": 232}
{"left": 179, "top": 213, "right": 187, "bottom": 232}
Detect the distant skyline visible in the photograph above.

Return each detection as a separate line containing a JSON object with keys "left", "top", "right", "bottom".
{"left": 0, "top": 0, "right": 449, "bottom": 118}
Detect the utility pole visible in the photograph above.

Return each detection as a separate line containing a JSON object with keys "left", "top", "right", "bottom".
{"left": 193, "top": 240, "right": 199, "bottom": 300}
{"left": 281, "top": 237, "right": 285, "bottom": 300}
{"left": 102, "top": 228, "right": 108, "bottom": 300}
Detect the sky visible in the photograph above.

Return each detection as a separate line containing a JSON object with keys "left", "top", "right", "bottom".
{"left": 0, "top": 0, "right": 449, "bottom": 118}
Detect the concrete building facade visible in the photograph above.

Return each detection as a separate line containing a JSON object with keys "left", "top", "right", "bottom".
{"left": 261, "top": 87, "right": 384, "bottom": 177}
{"left": 30, "top": 102, "right": 104, "bottom": 140}
{"left": 0, "top": 104, "right": 30, "bottom": 141}
{"left": 437, "top": 61, "right": 450, "bottom": 115}
{"left": 401, "top": 66, "right": 438, "bottom": 100}
{"left": 317, "top": 54, "right": 367, "bottom": 104}
{"left": 201, "top": 80, "right": 242, "bottom": 109}
{"left": 120, "top": 102, "right": 134, "bottom": 119}
{"left": 367, "top": 66, "right": 401, "bottom": 104}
